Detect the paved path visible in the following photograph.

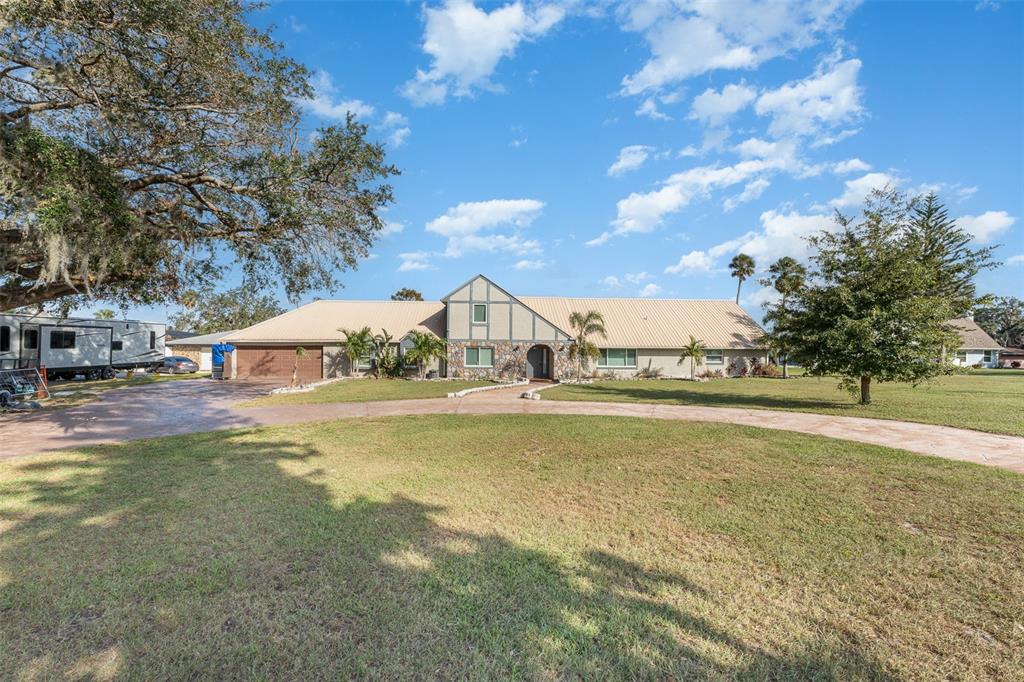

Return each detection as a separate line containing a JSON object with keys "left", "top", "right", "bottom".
{"left": 1, "top": 380, "right": 1021, "bottom": 473}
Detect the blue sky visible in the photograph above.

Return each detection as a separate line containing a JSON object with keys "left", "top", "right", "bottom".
{"left": 89, "top": 0, "right": 1023, "bottom": 323}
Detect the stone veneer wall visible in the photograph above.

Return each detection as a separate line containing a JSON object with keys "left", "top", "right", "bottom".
{"left": 448, "top": 341, "right": 572, "bottom": 381}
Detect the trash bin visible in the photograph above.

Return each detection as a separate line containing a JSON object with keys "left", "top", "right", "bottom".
{"left": 212, "top": 364, "right": 224, "bottom": 380}
{"left": 427, "top": 369, "right": 438, "bottom": 379}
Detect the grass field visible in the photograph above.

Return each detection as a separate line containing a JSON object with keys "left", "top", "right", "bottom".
{"left": 1, "top": 415, "right": 1021, "bottom": 679}
{"left": 545, "top": 373, "right": 1024, "bottom": 436}
{"left": 241, "top": 378, "right": 495, "bottom": 407}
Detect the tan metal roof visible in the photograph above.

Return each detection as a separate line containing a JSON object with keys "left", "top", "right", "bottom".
{"left": 166, "top": 330, "right": 239, "bottom": 347}
{"left": 224, "top": 301, "right": 446, "bottom": 343}
{"left": 947, "top": 318, "right": 1002, "bottom": 350}
{"left": 517, "top": 297, "right": 765, "bottom": 349}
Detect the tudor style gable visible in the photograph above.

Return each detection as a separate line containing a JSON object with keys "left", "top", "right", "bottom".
{"left": 443, "top": 275, "right": 570, "bottom": 343}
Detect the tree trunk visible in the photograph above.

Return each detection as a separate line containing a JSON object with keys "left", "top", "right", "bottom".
{"left": 735, "top": 278, "right": 742, "bottom": 304}
{"left": 782, "top": 358, "right": 788, "bottom": 379}
{"left": 291, "top": 362, "right": 298, "bottom": 388}
{"left": 860, "top": 375, "right": 871, "bottom": 405}
{"left": 690, "top": 356, "right": 695, "bottom": 379}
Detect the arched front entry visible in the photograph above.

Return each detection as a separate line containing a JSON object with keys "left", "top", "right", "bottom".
{"left": 525, "top": 344, "right": 551, "bottom": 379}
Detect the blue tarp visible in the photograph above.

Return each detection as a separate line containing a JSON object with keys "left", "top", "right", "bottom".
{"left": 211, "top": 343, "right": 235, "bottom": 366}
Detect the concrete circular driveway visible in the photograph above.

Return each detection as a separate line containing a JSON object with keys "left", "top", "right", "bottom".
{"left": 1, "top": 379, "right": 1021, "bottom": 473}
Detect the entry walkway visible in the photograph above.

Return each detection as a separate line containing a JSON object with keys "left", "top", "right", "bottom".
{"left": 1, "top": 380, "right": 1021, "bottom": 473}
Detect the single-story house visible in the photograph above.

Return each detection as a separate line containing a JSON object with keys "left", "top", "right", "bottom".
{"left": 946, "top": 317, "right": 1002, "bottom": 368}
{"left": 222, "top": 275, "right": 766, "bottom": 382}
{"left": 166, "top": 330, "right": 239, "bottom": 371}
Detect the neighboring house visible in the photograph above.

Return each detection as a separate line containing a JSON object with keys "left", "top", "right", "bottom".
{"left": 163, "top": 328, "right": 197, "bottom": 356}
{"left": 165, "top": 330, "right": 239, "bottom": 371}
{"left": 947, "top": 317, "right": 1002, "bottom": 368}
{"left": 223, "top": 275, "right": 766, "bottom": 382}
{"left": 997, "top": 348, "right": 1024, "bottom": 369}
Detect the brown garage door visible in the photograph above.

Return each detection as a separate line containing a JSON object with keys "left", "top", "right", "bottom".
{"left": 235, "top": 345, "right": 322, "bottom": 381}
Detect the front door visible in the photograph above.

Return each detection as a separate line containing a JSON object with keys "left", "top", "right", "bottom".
{"left": 526, "top": 345, "right": 549, "bottom": 379}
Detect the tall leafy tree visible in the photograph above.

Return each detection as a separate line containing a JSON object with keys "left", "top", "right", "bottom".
{"left": 339, "top": 326, "right": 374, "bottom": 377}
{"left": 170, "top": 286, "right": 285, "bottom": 335}
{"left": 974, "top": 297, "right": 1024, "bottom": 348}
{"left": 391, "top": 288, "right": 424, "bottom": 301}
{"left": 94, "top": 309, "right": 116, "bottom": 320}
{"left": 770, "top": 189, "right": 993, "bottom": 404}
{"left": 907, "top": 193, "right": 997, "bottom": 316}
{"left": 0, "top": 0, "right": 398, "bottom": 313}
{"left": 677, "top": 335, "right": 706, "bottom": 379}
{"left": 759, "top": 257, "right": 807, "bottom": 378}
{"left": 728, "top": 254, "right": 756, "bottom": 304}
{"left": 568, "top": 310, "right": 607, "bottom": 381}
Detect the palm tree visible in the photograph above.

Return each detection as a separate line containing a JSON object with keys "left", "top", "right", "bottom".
{"left": 339, "top": 326, "right": 374, "bottom": 377}
{"left": 568, "top": 310, "right": 607, "bottom": 381}
{"left": 373, "top": 328, "right": 397, "bottom": 378}
{"left": 290, "top": 346, "right": 307, "bottom": 387}
{"left": 677, "top": 335, "right": 706, "bottom": 379}
{"left": 404, "top": 330, "right": 447, "bottom": 379}
{"left": 729, "top": 253, "right": 756, "bottom": 304}
{"left": 759, "top": 256, "right": 807, "bottom": 378}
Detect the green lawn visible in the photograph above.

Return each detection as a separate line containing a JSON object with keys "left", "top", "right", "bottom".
{"left": 1, "top": 416, "right": 1021, "bottom": 679}
{"left": 544, "top": 373, "right": 1024, "bottom": 436}
{"left": 242, "top": 378, "right": 496, "bottom": 407}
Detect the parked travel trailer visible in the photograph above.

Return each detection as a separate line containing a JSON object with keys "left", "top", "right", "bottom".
{"left": 0, "top": 314, "right": 166, "bottom": 380}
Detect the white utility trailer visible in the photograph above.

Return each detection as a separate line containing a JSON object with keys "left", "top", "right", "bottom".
{"left": 0, "top": 313, "right": 166, "bottom": 380}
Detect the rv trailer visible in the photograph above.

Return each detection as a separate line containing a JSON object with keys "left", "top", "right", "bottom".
{"left": 0, "top": 313, "right": 166, "bottom": 380}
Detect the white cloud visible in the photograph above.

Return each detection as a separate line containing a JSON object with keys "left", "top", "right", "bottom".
{"left": 381, "top": 221, "right": 404, "bottom": 237}
{"left": 388, "top": 127, "right": 411, "bottom": 148}
{"left": 603, "top": 272, "right": 652, "bottom": 289}
{"left": 958, "top": 211, "right": 1016, "bottom": 243}
{"left": 831, "top": 158, "right": 871, "bottom": 174}
{"left": 402, "top": 0, "right": 565, "bottom": 106}
{"left": 398, "top": 252, "right": 433, "bottom": 272}
{"left": 382, "top": 111, "right": 408, "bottom": 128}
{"left": 514, "top": 259, "right": 547, "bottom": 270}
{"left": 689, "top": 82, "right": 757, "bottom": 126}
{"left": 602, "top": 275, "right": 624, "bottom": 290}
{"left": 636, "top": 97, "right": 672, "bottom": 120}
{"left": 595, "top": 150, "right": 801, "bottom": 245}
{"left": 827, "top": 171, "right": 900, "bottom": 208}
{"left": 754, "top": 55, "right": 864, "bottom": 143}
{"left": 665, "top": 249, "right": 714, "bottom": 274}
{"left": 287, "top": 15, "right": 307, "bottom": 34}
{"left": 608, "top": 145, "right": 654, "bottom": 177}
{"left": 426, "top": 198, "right": 544, "bottom": 257}
{"left": 619, "top": 1, "right": 857, "bottom": 95}
{"left": 1006, "top": 254, "right": 1024, "bottom": 265}
{"left": 723, "top": 177, "right": 770, "bottom": 212}
{"left": 301, "top": 70, "right": 375, "bottom": 119}
{"left": 638, "top": 282, "right": 663, "bottom": 297}
{"left": 509, "top": 137, "right": 528, "bottom": 148}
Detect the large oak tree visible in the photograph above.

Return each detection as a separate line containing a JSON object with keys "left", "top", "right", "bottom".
{"left": 1, "top": 0, "right": 398, "bottom": 313}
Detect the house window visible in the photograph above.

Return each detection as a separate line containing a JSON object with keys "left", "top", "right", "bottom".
{"left": 956, "top": 351, "right": 968, "bottom": 363}
{"left": 23, "top": 329, "right": 38, "bottom": 350}
{"left": 149, "top": 331, "right": 156, "bottom": 350}
{"left": 983, "top": 350, "right": 996, "bottom": 363}
{"left": 597, "top": 349, "right": 637, "bottom": 368}
{"left": 50, "top": 330, "right": 76, "bottom": 349}
{"left": 0, "top": 326, "right": 9, "bottom": 352}
{"left": 705, "top": 350, "right": 724, "bottom": 364}
{"left": 473, "top": 304, "right": 488, "bottom": 324}
{"left": 111, "top": 340, "right": 123, "bottom": 351}
{"left": 465, "top": 347, "right": 493, "bottom": 367}
{"left": 358, "top": 351, "right": 374, "bottom": 369}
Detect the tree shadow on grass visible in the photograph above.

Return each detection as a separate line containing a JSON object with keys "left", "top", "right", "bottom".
{"left": 564, "top": 381, "right": 849, "bottom": 412}
{"left": 0, "top": 427, "right": 890, "bottom": 679}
